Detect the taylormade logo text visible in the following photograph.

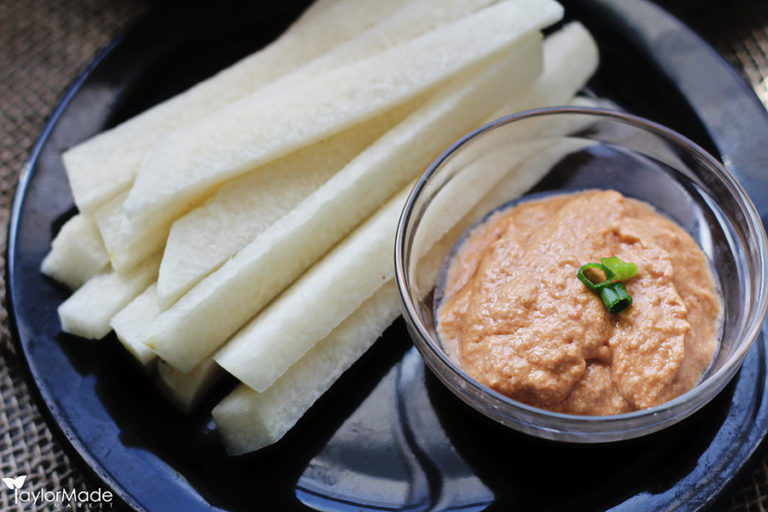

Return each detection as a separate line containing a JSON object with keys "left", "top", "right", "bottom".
{"left": 2, "top": 474, "right": 113, "bottom": 509}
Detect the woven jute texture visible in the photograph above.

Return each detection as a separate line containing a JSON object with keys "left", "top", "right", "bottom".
{"left": 1, "top": 0, "right": 767, "bottom": 511}
{"left": 0, "top": 2, "right": 149, "bottom": 510}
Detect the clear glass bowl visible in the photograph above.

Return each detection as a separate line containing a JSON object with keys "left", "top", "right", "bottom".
{"left": 394, "top": 107, "right": 768, "bottom": 443}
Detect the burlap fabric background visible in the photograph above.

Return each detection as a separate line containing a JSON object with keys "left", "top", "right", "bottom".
{"left": 1, "top": 0, "right": 767, "bottom": 510}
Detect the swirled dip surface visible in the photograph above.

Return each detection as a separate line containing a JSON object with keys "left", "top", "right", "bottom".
{"left": 437, "top": 190, "right": 720, "bottom": 414}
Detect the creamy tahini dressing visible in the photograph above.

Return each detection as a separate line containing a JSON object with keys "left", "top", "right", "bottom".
{"left": 436, "top": 190, "right": 721, "bottom": 415}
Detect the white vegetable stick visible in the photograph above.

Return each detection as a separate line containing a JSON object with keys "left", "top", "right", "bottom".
{"left": 110, "top": 284, "right": 160, "bottom": 367}
{"left": 425, "top": 139, "right": 597, "bottom": 299}
{"left": 212, "top": 215, "right": 463, "bottom": 455}
{"left": 215, "top": 20, "right": 598, "bottom": 387}
{"left": 412, "top": 22, "right": 598, "bottom": 258}
{"left": 141, "top": 34, "right": 543, "bottom": 373}
{"left": 106, "top": 0, "right": 498, "bottom": 258}
{"left": 94, "top": 0, "right": 492, "bottom": 267}
{"left": 155, "top": 39, "right": 538, "bottom": 309}
{"left": 108, "top": 18, "right": 590, "bottom": 278}
{"left": 112, "top": 103, "right": 422, "bottom": 354}
{"left": 156, "top": 136, "right": 595, "bottom": 421}
{"left": 215, "top": 149, "right": 541, "bottom": 392}
{"left": 214, "top": 24, "right": 598, "bottom": 384}
{"left": 93, "top": 191, "right": 171, "bottom": 273}
{"left": 210, "top": 119, "right": 597, "bottom": 456}
{"left": 488, "top": 22, "right": 599, "bottom": 120}
{"left": 228, "top": 0, "right": 498, "bottom": 107}
{"left": 213, "top": 281, "right": 400, "bottom": 455}
{"left": 213, "top": 29, "right": 573, "bottom": 389}
{"left": 210, "top": 137, "right": 585, "bottom": 453}
{"left": 213, "top": 24, "right": 601, "bottom": 453}
{"left": 41, "top": 214, "right": 109, "bottom": 289}
{"left": 123, "top": 0, "right": 564, "bottom": 226}
{"left": 64, "top": 0, "right": 406, "bottom": 213}
{"left": 156, "top": 99, "right": 419, "bottom": 308}
{"left": 155, "top": 358, "right": 222, "bottom": 413}
{"left": 110, "top": 284, "right": 221, "bottom": 410}
{"left": 58, "top": 253, "right": 161, "bottom": 339}
{"left": 214, "top": 183, "right": 412, "bottom": 391}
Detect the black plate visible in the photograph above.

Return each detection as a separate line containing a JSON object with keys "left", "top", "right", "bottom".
{"left": 8, "top": 1, "right": 768, "bottom": 511}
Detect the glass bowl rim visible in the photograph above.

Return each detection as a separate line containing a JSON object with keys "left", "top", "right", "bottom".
{"left": 394, "top": 105, "right": 768, "bottom": 426}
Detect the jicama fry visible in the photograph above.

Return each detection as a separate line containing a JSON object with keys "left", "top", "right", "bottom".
{"left": 212, "top": 282, "right": 400, "bottom": 455}
{"left": 488, "top": 22, "right": 599, "bottom": 120}
{"left": 213, "top": 107, "right": 596, "bottom": 392}
{"left": 149, "top": 127, "right": 585, "bottom": 407}
{"left": 214, "top": 183, "right": 412, "bottom": 391}
{"left": 40, "top": 214, "right": 108, "bottom": 289}
{"left": 411, "top": 22, "right": 598, "bottom": 260}
{"left": 110, "top": 284, "right": 160, "bottom": 367}
{"left": 92, "top": 191, "right": 171, "bottom": 273}
{"left": 212, "top": 24, "right": 601, "bottom": 451}
{"left": 46, "top": 0, "right": 607, "bottom": 459}
{"left": 140, "top": 33, "right": 543, "bottom": 373}
{"left": 95, "top": 0, "right": 496, "bottom": 271}
{"left": 153, "top": 98, "right": 419, "bottom": 302}
{"left": 105, "top": 101, "right": 416, "bottom": 320}
{"left": 214, "top": 145, "right": 544, "bottom": 392}
{"left": 111, "top": 286, "right": 222, "bottom": 411}
{"left": 122, "top": 0, "right": 563, "bottom": 230}
{"left": 154, "top": 41, "right": 539, "bottom": 308}
{"left": 64, "top": 0, "right": 406, "bottom": 213}
{"left": 211, "top": 105, "right": 599, "bottom": 456}
{"left": 155, "top": 359, "right": 222, "bottom": 413}
{"left": 57, "top": 253, "right": 160, "bottom": 339}
{"left": 223, "top": 0, "right": 499, "bottom": 107}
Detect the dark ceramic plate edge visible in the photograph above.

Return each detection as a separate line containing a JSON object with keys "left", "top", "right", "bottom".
{"left": 6, "top": 1, "right": 768, "bottom": 511}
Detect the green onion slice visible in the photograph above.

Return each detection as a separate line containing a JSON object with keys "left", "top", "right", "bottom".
{"left": 577, "top": 263, "right": 615, "bottom": 290}
{"left": 600, "top": 256, "right": 638, "bottom": 282}
{"left": 599, "top": 282, "right": 632, "bottom": 314}
{"left": 577, "top": 256, "right": 638, "bottom": 313}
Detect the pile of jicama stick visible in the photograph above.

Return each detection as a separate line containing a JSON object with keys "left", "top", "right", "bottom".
{"left": 42, "top": 0, "right": 599, "bottom": 455}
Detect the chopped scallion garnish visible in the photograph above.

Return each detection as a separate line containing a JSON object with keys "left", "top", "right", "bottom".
{"left": 600, "top": 257, "right": 638, "bottom": 282}
{"left": 576, "top": 263, "right": 615, "bottom": 290}
{"left": 577, "top": 256, "right": 637, "bottom": 313}
{"left": 599, "top": 282, "right": 633, "bottom": 314}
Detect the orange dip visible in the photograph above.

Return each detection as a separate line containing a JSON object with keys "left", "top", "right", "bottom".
{"left": 436, "top": 190, "right": 720, "bottom": 415}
